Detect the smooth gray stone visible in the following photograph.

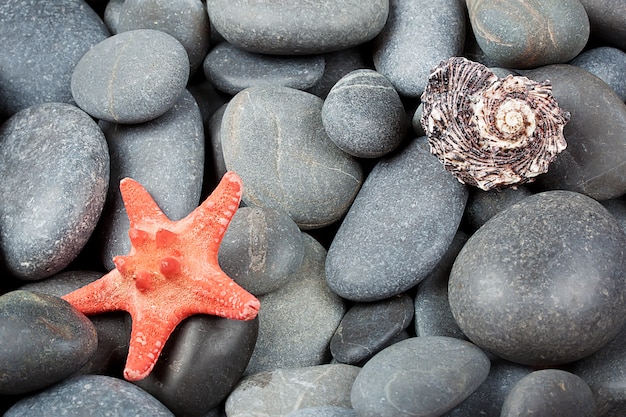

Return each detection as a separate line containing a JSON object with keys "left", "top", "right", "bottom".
{"left": 373, "top": 0, "right": 465, "bottom": 97}
{"left": 206, "top": 0, "right": 388, "bottom": 55}
{"left": 0, "top": 290, "right": 97, "bottom": 395}
{"left": 465, "top": 186, "right": 534, "bottom": 231}
{"left": 351, "top": 336, "right": 490, "bottom": 417}
{"left": 5, "top": 375, "right": 174, "bottom": 417}
{"left": 219, "top": 206, "right": 304, "bottom": 296}
{"left": 444, "top": 360, "right": 532, "bottom": 417}
{"left": 226, "top": 364, "right": 360, "bottom": 417}
{"left": 207, "top": 103, "right": 228, "bottom": 180}
{"left": 414, "top": 232, "right": 468, "bottom": 340}
{"left": 326, "top": 138, "right": 468, "bottom": 301}
{"left": 245, "top": 234, "right": 345, "bottom": 375}
{"left": 286, "top": 407, "right": 358, "bottom": 417}
{"left": 0, "top": 103, "right": 109, "bottom": 280}
{"left": 500, "top": 370, "right": 595, "bottom": 417}
{"left": 602, "top": 198, "right": 626, "bottom": 234}
{"left": 527, "top": 65, "right": 626, "bottom": 200}
{"left": 221, "top": 85, "right": 363, "bottom": 229}
{"left": 98, "top": 90, "right": 204, "bottom": 270}
{"left": 578, "top": 0, "right": 626, "bottom": 50}
{"left": 103, "top": 0, "right": 124, "bottom": 34}
{"left": 71, "top": 29, "right": 189, "bottom": 124}
{"left": 411, "top": 103, "right": 425, "bottom": 137}
{"left": 449, "top": 191, "right": 626, "bottom": 366}
{"left": 466, "top": 0, "right": 589, "bottom": 68}
{"left": 0, "top": 0, "right": 109, "bottom": 119}
{"left": 118, "top": 0, "right": 210, "bottom": 73}
{"left": 307, "top": 48, "right": 369, "bottom": 99}
{"left": 570, "top": 47, "right": 626, "bottom": 102}
{"left": 330, "top": 294, "right": 413, "bottom": 365}
{"left": 134, "top": 316, "right": 258, "bottom": 417}
{"left": 204, "top": 42, "right": 325, "bottom": 95}
{"left": 322, "top": 69, "right": 406, "bottom": 158}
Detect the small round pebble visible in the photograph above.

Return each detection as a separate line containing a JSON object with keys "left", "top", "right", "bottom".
{"left": 204, "top": 42, "right": 326, "bottom": 95}
{"left": 306, "top": 48, "right": 368, "bottom": 98}
{"left": 351, "top": 336, "right": 490, "bottom": 417}
{"left": 5, "top": 374, "right": 174, "bottom": 417}
{"left": 579, "top": 0, "right": 626, "bottom": 50}
{"left": 449, "top": 191, "right": 626, "bottom": 366}
{"left": 569, "top": 46, "right": 626, "bottom": 102}
{"left": 219, "top": 206, "right": 304, "bottom": 296}
{"left": 0, "top": 290, "right": 97, "bottom": 395}
{"left": 500, "top": 369, "right": 595, "bottom": 417}
{"left": 465, "top": 186, "right": 533, "bottom": 231}
{"left": 322, "top": 69, "right": 406, "bottom": 158}
{"left": 71, "top": 29, "right": 190, "bottom": 123}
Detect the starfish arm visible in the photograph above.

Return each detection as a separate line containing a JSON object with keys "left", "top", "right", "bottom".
{"left": 62, "top": 269, "right": 130, "bottom": 314}
{"left": 190, "top": 271, "right": 260, "bottom": 321}
{"left": 119, "top": 178, "right": 171, "bottom": 229}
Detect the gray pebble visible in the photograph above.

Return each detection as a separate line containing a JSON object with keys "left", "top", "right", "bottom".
{"left": 351, "top": 336, "right": 490, "bottom": 417}
{"left": 103, "top": 0, "right": 124, "bottom": 34}
{"left": 325, "top": 138, "right": 468, "bottom": 301}
{"left": 578, "top": 0, "right": 626, "bottom": 50}
{"left": 570, "top": 46, "right": 626, "bottom": 101}
{"left": 602, "top": 198, "right": 626, "bottom": 234}
{"left": 307, "top": 48, "right": 369, "bottom": 99}
{"left": 373, "top": 0, "right": 465, "bottom": 97}
{"left": 207, "top": 103, "right": 228, "bottom": 179}
{"left": 226, "top": 364, "right": 360, "bottom": 417}
{"left": 221, "top": 85, "right": 363, "bottom": 229}
{"left": 71, "top": 29, "right": 190, "bottom": 123}
{"left": 204, "top": 42, "right": 325, "bottom": 95}
{"left": 449, "top": 191, "right": 626, "bottom": 366}
{"left": 0, "top": 0, "right": 109, "bottom": 119}
{"left": 0, "top": 103, "right": 109, "bottom": 280}
{"left": 322, "top": 69, "right": 406, "bottom": 158}
{"left": 98, "top": 90, "right": 204, "bottom": 270}
{"left": 286, "top": 407, "right": 358, "bottom": 417}
{"left": 219, "top": 206, "right": 305, "bottom": 296}
{"left": 207, "top": 0, "right": 388, "bottom": 55}
{"left": 465, "top": 186, "right": 534, "bottom": 231}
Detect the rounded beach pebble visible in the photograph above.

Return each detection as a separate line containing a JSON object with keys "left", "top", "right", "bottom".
{"left": 449, "top": 190, "right": 626, "bottom": 366}
{"left": 71, "top": 29, "right": 189, "bottom": 124}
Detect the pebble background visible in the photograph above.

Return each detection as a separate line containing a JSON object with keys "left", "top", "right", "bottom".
{"left": 0, "top": 0, "right": 625, "bottom": 416}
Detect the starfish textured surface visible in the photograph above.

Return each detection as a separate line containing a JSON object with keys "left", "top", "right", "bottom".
{"left": 62, "top": 171, "right": 260, "bottom": 381}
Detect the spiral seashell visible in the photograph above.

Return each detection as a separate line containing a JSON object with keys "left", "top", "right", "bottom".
{"left": 420, "top": 57, "right": 569, "bottom": 191}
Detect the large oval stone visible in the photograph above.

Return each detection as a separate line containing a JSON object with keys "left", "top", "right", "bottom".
{"left": 449, "top": 191, "right": 626, "bottom": 366}
{"left": 526, "top": 65, "right": 626, "bottom": 200}
{"left": 466, "top": 0, "right": 589, "bottom": 68}
{"left": 0, "top": 103, "right": 109, "bottom": 280}
{"left": 325, "top": 138, "right": 468, "bottom": 301}
{"left": 351, "top": 336, "right": 490, "bottom": 417}
{"left": 0, "top": 0, "right": 109, "bottom": 119}
{"left": 221, "top": 85, "right": 363, "bottom": 229}
{"left": 0, "top": 291, "right": 97, "bottom": 395}
{"left": 206, "top": 0, "right": 388, "bottom": 55}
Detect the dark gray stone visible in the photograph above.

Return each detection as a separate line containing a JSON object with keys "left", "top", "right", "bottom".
{"left": 134, "top": 316, "right": 258, "bottom": 417}
{"left": 5, "top": 374, "right": 174, "bottom": 417}
{"left": 71, "top": 29, "right": 189, "bottom": 123}
{"left": 219, "top": 206, "right": 304, "bottom": 296}
{"left": 286, "top": 407, "right": 358, "bottom": 417}
{"left": 118, "top": 0, "right": 210, "bottom": 73}
{"left": 602, "top": 198, "right": 626, "bottom": 234}
{"left": 465, "top": 186, "right": 534, "bottom": 231}
{"left": 373, "top": 0, "right": 465, "bottom": 97}
{"left": 449, "top": 191, "right": 626, "bottom": 366}
{"left": 306, "top": 48, "right": 369, "bottom": 99}
{"left": 570, "top": 46, "right": 626, "bottom": 102}
{"left": 221, "top": 85, "right": 363, "bottom": 229}
{"left": 0, "top": 290, "right": 97, "bottom": 395}
{"left": 411, "top": 103, "right": 425, "bottom": 137}
{"left": 103, "top": 0, "right": 124, "bottom": 34}
{"left": 414, "top": 232, "right": 468, "bottom": 340}
{"left": 500, "top": 369, "right": 595, "bottom": 417}
{"left": 527, "top": 65, "right": 626, "bottom": 200}
{"left": 207, "top": 103, "right": 228, "bottom": 180}
{"left": 466, "top": 0, "right": 589, "bottom": 68}
{"left": 351, "top": 336, "right": 490, "bottom": 417}
{"left": 226, "top": 364, "right": 360, "bottom": 416}
{"left": 330, "top": 294, "right": 413, "bottom": 365}
{"left": 98, "top": 90, "right": 204, "bottom": 270}
{"left": 578, "top": 0, "right": 626, "bottom": 50}
{"left": 444, "top": 360, "right": 532, "bottom": 417}
{"left": 245, "top": 234, "right": 345, "bottom": 375}
{"left": 204, "top": 42, "right": 326, "bottom": 95}
{"left": 0, "top": 0, "right": 109, "bottom": 119}
{"left": 206, "top": 0, "right": 388, "bottom": 55}
{"left": 322, "top": 69, "right": 406, "bottom": 158}
{"left": 325, "top": 138, "right": 468, "bottom": 301}
{"left": 0, "top": 103, "right": 109, "bottom": 280}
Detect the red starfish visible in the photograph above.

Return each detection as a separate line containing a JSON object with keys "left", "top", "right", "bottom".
{"left": 62, "top": 171, "right": 260, "bottom": 381}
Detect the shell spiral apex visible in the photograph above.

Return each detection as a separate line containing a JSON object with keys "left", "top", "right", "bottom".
{"left": 420, "top": 57, "right": 569, "bottom": 191}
